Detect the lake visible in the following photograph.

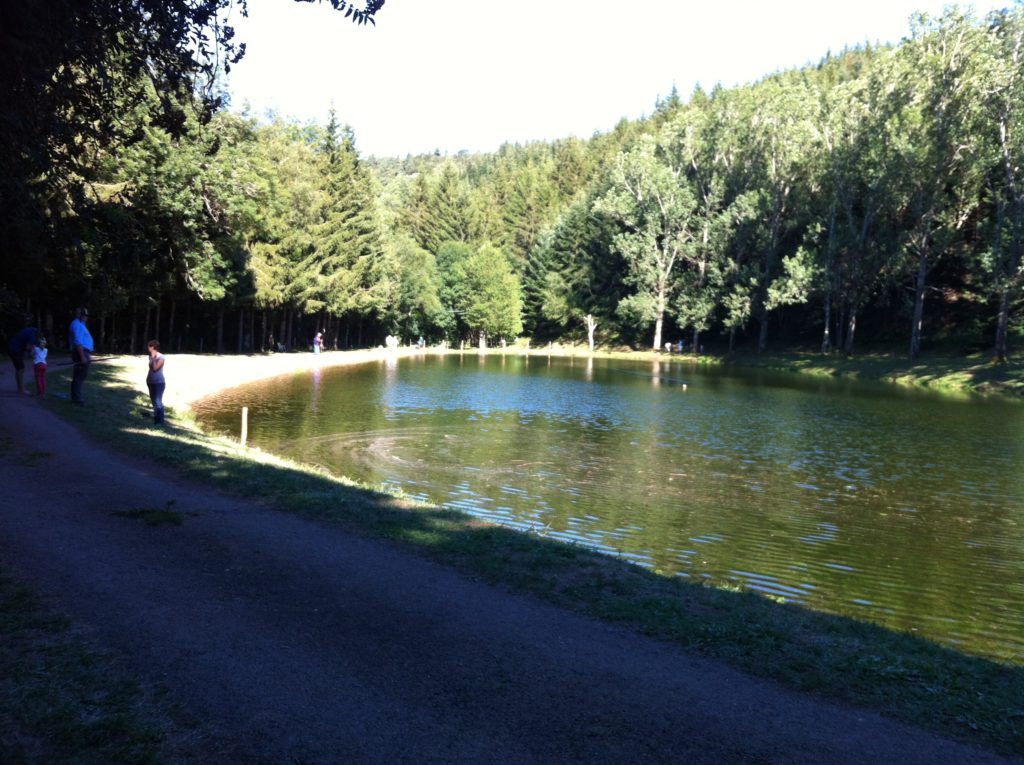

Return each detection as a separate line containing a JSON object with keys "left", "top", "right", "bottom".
{"left": 192, "top": 353, "right": 1024, "bottom": 663}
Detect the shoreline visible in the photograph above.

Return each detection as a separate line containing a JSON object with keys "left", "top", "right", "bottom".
{"left": 96, "top": 345, "right": 1024, "bottom": 417}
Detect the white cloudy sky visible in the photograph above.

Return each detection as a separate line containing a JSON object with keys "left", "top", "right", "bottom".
{"left": 224, "top": 0, "right": 1006, "bottom": 157}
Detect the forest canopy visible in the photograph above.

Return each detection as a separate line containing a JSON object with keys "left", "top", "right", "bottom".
{"left": 2, "top": 4, "right": 1022, "bottom": 362}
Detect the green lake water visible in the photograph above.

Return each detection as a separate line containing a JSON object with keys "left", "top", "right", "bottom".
{"left": 192, "top": 353, "right": 1024, "bottom": 663}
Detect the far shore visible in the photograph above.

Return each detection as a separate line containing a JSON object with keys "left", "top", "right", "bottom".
{"left": 96, "top": 343, "right": 1024, "bottom": 411}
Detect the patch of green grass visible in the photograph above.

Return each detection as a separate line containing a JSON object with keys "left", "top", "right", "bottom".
{"left": 15, "top": 450, "right": 52, "bottom": 467}
{"left": 112, "top": 501, "right": 187, "bottom": 527}
{"left": 36, "top": 359, "right": 1024, "bottom": 756}
{"left": 0, "top": 571, "right": 173, "bottom": 764}
{"left": 713, "top": 350, "right": 1024, "bottom": 398}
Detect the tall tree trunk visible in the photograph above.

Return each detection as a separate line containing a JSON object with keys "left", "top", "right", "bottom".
{"left": 821, "top": 298, "right": 832, "bottom": 354}
{"left": 278, "top": 311, "right": 287, "bottom": 350}
{"left": 652, "top": 289, "right": 665, "bottom": 351}
{"left": 757, "top": 317, "right": 768, "bottom": 353}
{"left": 585, "top": 314, "right": 596, "bottom": 353}
{"left": 184, "top": 297, "right": 192, "bottom": 353}
{"left": 142, "top": 307, "right": 151, "bottom": 352}
{"left": 168, "top": 299, "right": 176, "bottom": 351}
{"left": 237, "top": 308, "right": 245, "bottom": 354}
{"left": 994, "top": 289, "right": 1011, "bottom": 363}
{"left": 692, "top": 328, "right": 700, "bottom": 354}
{"left": 216, "top": 309, "right": 225, "bottom": 354}
{"left": 154, "top": 300, "right": 161, "bottom": 343}
{"left": 130, "top": 298, "right": 138, "bottom": 355}
{"left": 260, "top": 311, "right": 267, "bottom": 353}
{"left": 844, "top": 304, "right": 858, "bottom": 356}
{"left": 836, "top": 304, "right": 846, "bottom": 352}
{"left": 909, "top": 245, "right": 929, "bottom": 360}
{"left": 821, "top": 198, "right": 837, "bottom": 354}
{"left": 248, "top": 308, "right": 255, "bottom": 354}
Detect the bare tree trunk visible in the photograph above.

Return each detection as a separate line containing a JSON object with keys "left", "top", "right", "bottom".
{"left": 142, "top": 306, "right": 151, "bottom": 352}
{"left": 168, "top": 299, "right": 176, "bottom": 351}
{"left": 130, "top": 298, "right": 138, "bottom": 355}
{"left": 278, "top": 311, "right": 287, "bottom": 350}
{"left": 154, "top": 300, "right": 161, "bottom": 343}
{"left": 237, "top": 308, "right": 244, "bottom": 354}
{"left": 909, "top": 246, "right": 929, "bottom": 360}
{"left": 216, "top": 309, "right": 225, "bottom": 355}
{"left": 184, "top": 297, "right": 192, "bottom": 353}
{"left": 260, "top": 311, "right": 267, "bottom": 353}
{"left": 756, "top": 317, "right": 768, "bottom": 353}
{"left": 844, "top": 305, "right": 858, "bottom": 356}
{"left": 248, "top": 308, "right": 255, "bottom": 354}
{"left": 585, "top": 314, "right": 596, "bottom": 353}
{"left": 821, "top": 299, "right": 832, "bottom": 354}
{"left": 994, "top": 289, "right": 1010, "bottom": 362}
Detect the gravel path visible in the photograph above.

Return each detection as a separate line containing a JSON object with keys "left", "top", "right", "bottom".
{"left": 0, "top": 367, "right": 1019, "bottom": 764}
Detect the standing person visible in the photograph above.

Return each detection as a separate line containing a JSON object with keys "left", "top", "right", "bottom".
{"left": 32, "top": 336, "right": 47, "bottom": 397}
{"left": 313, "top": 331, "right": 323, "bottom": 355}
{"left": 68, "top": 307, "right": 94, "bottom": 405}
{"left": 146, "top": 340, "right": 166, "bottom": 425}
{"left": 6, "top": 321, "right": 38, "bottom": 394}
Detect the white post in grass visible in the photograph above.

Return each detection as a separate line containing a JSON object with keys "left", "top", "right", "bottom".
{"left": 241, "top": 406, "right": 248, "bottom": 447}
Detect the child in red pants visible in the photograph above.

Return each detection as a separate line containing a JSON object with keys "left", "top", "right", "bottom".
{"left": 32, "top": 336, "right": 47, "bottom": 396}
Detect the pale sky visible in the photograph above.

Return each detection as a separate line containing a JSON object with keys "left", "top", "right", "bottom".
{"left": 224, "top": 0, "right": 1007, "bottom": 158}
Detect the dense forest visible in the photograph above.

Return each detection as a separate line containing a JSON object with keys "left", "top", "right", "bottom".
{"left": 3, "top": 4, "right": 1023, "bottom": 361}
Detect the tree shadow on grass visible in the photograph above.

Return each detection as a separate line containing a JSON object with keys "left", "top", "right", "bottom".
{"left": 45, "top": 363, "right": 1024, "bottom": 755}
{"left": 720, "top": 351, "right": 1024, "bottom": 399}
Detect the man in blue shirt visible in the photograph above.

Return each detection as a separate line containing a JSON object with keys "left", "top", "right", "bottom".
{"left": 6, "top": 322, "right": 39, "bottom": 394}
{"left": 68, "top": 307, "right": 95, "bottom": 405}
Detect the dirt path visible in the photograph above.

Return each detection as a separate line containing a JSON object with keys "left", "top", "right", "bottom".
{"left": 0, "top": 365, "right": 1018, "bottom": 764}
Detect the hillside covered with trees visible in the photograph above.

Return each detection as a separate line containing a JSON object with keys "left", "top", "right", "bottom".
{"left": 3, "top": 5, "right": 1023, "bottom": 361}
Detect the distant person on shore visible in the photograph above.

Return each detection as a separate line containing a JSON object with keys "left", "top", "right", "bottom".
{"left": 313, "top": 331, "right": 323, "bottom": 355}
{"left": 69, "top": 307, "right": 94, "bottom": 405}
{"left": 32, "top": 336, "right": 47, "bottom": 397}
{"left": 146, "top": 340, "right": 166, "bottom": 425}
{"left": 6, "top": 320, "right": 38, "bottom": 394}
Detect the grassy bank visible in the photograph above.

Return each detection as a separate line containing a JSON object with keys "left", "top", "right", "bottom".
{"left": 483, "top": 343, "right": 1024, "bottom": 398}
{"left": 714, "top": 350, "right": 1024, "bottom": 398}
{"left": 0, "top": 525, "right": 181, "bottom": 765}
{"left": 8, "top": 352, "right": 1023, "bottom": 759}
